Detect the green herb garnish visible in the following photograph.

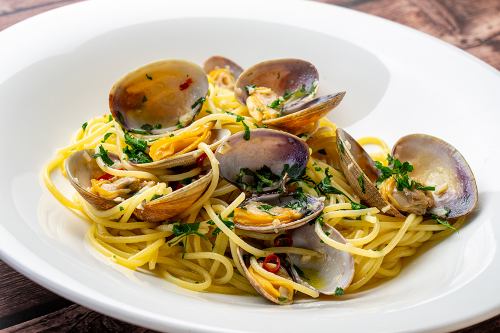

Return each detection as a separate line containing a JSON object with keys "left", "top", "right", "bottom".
{"left": 101, "top": 132, "right": 112, "bottom": 143}
{"left": 211, "top": 216, "right": 235, "bottom": 236}
{"left": 317, "top": 169, "right": 344, "bottom": 195}
{"left": 82, "top": 122, "right": 88, "bottom": 131}
{"left": 334, "top": 287, "right": 344, "bottom": 296}
{"left": 123, "top": 133, "right": 152, "bottom": 164}
{"left": 357, "top": 174, "right": 365, "bottom": 193}
{"left": 430, "top": 214, "right": 456, "bottom": 231}
{"left": 93, "top": 145, "right": 114, "bottom": 166}
{"left": 351, "top": 201, "right": 367, "bottom": 210}
{"left": 172, "top": 222, "right": 206, "bottom": 240}
{"left": 150, "top": 194, "right": 163, "bottom": 201}
{"left": 375, "top": 155, "right": 435, "bottom": 192}
{"left": 146, "top": 74, "right": 153, "bottom": 80}
{"left": 191, "top": 96, "right": 206, "bottom": 112}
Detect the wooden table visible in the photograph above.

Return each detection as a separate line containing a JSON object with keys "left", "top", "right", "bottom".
{"left": 0, "top": 0, "right": 498, "bottom": 332}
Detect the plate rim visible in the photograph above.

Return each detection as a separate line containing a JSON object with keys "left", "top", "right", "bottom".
{"left": 0, "top": 0, "right": 499, "bottom": 332}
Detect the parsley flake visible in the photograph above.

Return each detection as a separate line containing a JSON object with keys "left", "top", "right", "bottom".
{"left": 93, "top": 145, "right": 114, "bottom": 166}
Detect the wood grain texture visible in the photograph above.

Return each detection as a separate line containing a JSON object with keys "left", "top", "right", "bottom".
{"left": 321, "top": 0, "right": 500, "bottom": 69}
{"left": 0, "top": 0, "right": 499, "bottom": 332}
{"left": 0, "top": 261, "right": 72, "bottom": 329}
{"left": 3, "top": 304, "right": 156, "bottom": 333}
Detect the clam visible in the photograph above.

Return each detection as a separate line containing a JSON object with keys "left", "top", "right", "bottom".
{"left": 337, "top": 128, "right": 477, "bottom": 218}
{"left": 215, "top": 129, "right": 324, "bottom": 232}
{"left": 65, "top": 149, "right": 119, "bottom": 210}
{"left": 109, "top": 59, "right": 208, "bottom": 132}
{"left": 236, "top": 247, "right": 296, "bottom": 305}
{"left": 392, "top": 134, "right": 478, "bottom": 218}
{"left": 134, "top": 170, "right": 213, "bottom": 222}
{"left": 336, "top": 128, "right": 402, "bottom": 217}
{"left": 129, "top": 128, "right": 231, "bottom": 169}
{"left": 234, "top": 58, "right": 345, "bottom": 135}
{"left": 263, "top": 92, "right": 345, "bottom": 136}
{"left": 65, "top": 149, "right": 212, "bottom": 222}
{"left": 289, "top": 223, "right": 354, "bottom": 295}
{"left": 203, "top": 56, "right": 243, "bottom": 79}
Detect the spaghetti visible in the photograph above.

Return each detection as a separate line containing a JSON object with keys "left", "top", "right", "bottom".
{"left": 43, "top": 58, "right": 465, "bottom": 303}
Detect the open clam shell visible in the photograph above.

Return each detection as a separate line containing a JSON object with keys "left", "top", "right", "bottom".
{"left": 264, "top": 92, "right": 346, "bottom": 135}
{"left": 289, "top": 223, "right": 354, "bottom": 295}
{"left": 233, "top": 193, "right": 324, "bottom": 233}
{"left": 236, "top": 247, "right": 295, "bottom": 305}
{"left": 65, "top": 150, "right": 212, "bottom": 222}
{"left": 336, "top": 128, "right": 403, "bottom": 217}
{"left": 215, "top": 128, "right": 309, "bottom": 191}
{"left": 109, "top": 60, "right": 208, "bottom": 131}
{"left": 234, "top": 58, "right": 318, "bottom": 105}
{"left": 134, "top": 171, "right": 212, "bottom": 222}
{"left": 130, "top": 128, "right": 231, "bottom": 169}
{"left": 392, "top": 134, "right": 478, "bottom": 218}
{"left": 203, "top": 55, "right": 243, "bottom": 79}
{"left": 65, "top": 149, "right": 119, "bottom": 210}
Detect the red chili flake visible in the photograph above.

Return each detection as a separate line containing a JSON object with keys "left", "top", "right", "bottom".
{"left": 179, "top": 77, "right": 193, "bottom": 91}
{"left": 263, "top": 254, "right": 281, "bottom": 273}
{"left": 196, "top": 153, "right": 208, "bottom": 167}
{"left": 97, "top": 173, "right": 114, "bottom": 181}
{"left": 274, "top": 234, "right": 293, "bottom": 247}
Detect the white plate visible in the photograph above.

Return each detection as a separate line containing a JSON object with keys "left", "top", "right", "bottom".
{"left": 1, "top": 0, "right": 499, "bottom": 332}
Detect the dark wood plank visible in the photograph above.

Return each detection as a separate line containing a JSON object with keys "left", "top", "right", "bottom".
{"left": 0, "top": 261, "right": 72, "bottom": 328}
{"left": 321, "top": 0, "right": 500, "bottom": 69}
{"left": 3, "top": 304, "right": 157, "bottom": 333}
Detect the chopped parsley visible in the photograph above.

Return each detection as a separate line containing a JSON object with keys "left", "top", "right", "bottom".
{"left": 257, "top": 204, "right": 275, "bottom": 214}
{"left": 284, "top": 187, "right": 309, "bottom": 212}
{"left": 108, "top": 115, "right": 113, "bottom": 122}
{"left": 93, "top": 145, "right": 114, "bottom": 166}
{"left": 211, "top": 216, "right": 235, "bottom": 236}
{"left": 176, "top": 121, "right": 184, "bottom": 129}
{"left": 119, "top": 206, "right": 124, "bottom": 211}
{"left": 191, "top": 96, "right": 206, "bottom": 113}
{"left": 236, "top": 166, "right": 281, "bottom": 193}
{"left": 268, "top": 96, "right": 285, "bottom": 110}
{"left": 430, "top": 214, "right": 456, "bottom": 231}
{"left": 315, "top": 166, "right": 322, "bottom": 172}
{"left": 150, "top": 194, "right": 163, "bottom": 201}
{"left": 146, "top": 74, "right": 153, "bottom": 80}
{"left": 267, "top": 83, "right": 318, "bottom": 112}
{"left": 82, "top": 122, "right": 88, "bottom": 131}
{"left": 277, "top": 296, "right": 288, "bottom": 302}
{"left": 351, "top": 201, "right": 367, "bottom": 210}
{"left": 334, "top": 287, "right": 345, "bottom": 296}
{"left": 357, "top": 174, "right": 366, "bottom": 193}
{"left": 317, "top": 169, "right": 344, "bottom": 195}
{"left": 101, "top": 132, "right": 112, "bottom": 143}
{"left": 139, "top": 123, "right": 162, "bottom": 133}
{"left": 338, "top": 140, "right": 345, "bottom": 154}
{"left": 375, "top": 155, "right": 435, "bottom": 192}
{"left": 180, "top": 178, "right": 193, "bottom": 185}
{"left": 170, "top": 222, "right": 206, "bottom": 243}
{"left": 123, "top": 133, "right": 152, "bottom": 164}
